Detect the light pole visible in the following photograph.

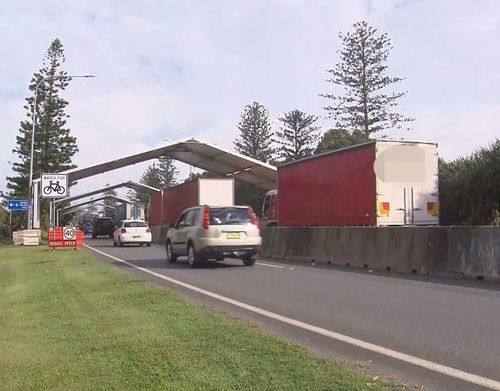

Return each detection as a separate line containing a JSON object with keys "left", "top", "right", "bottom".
{"left": 27, "top": 74, "right": 94, "bottom": 229}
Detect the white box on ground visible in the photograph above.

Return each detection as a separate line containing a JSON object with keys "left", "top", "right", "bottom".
{"left": 20, "top": 229, "right": 41, "bottom": 246}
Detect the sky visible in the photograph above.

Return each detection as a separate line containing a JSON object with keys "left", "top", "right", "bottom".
{"left": 0, "top": 0, "right": 499, "bottom": 199}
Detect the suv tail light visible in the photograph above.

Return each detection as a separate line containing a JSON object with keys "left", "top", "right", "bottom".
{"left": 248, "top": 207, "right": 259, "bottom": 228}
{"left": 146, "top": 227, "right": 151, "bottom": 233}
{"left": 121, "top": 228, "right": 127, "bottom": 234}
{"left": 202, "top": 206, "right": 210, "bottom": 229}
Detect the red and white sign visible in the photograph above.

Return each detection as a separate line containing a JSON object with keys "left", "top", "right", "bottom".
{"left": 48, "top": 226, "right": 84, "bottom": 249}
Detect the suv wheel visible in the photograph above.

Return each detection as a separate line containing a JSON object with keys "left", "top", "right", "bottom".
{"left": 242, "top": 257, "right": 255, "bottom": 266}
{"left": 166, "top": 241, "right": 177, "bottom": 263}
{"left": 187, "top": 244, "right": 200, "bottom": 268}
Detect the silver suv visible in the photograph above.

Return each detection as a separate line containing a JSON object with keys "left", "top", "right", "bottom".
{"left": 166, "top": 205, "right": 261, "bottom": 267}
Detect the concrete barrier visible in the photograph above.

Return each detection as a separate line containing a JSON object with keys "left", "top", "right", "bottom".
{"left": 260, "top": 226, "right": 500, "bottom": 281}
{"left": 11, "top": 230, "right": 41, "bottom": 246}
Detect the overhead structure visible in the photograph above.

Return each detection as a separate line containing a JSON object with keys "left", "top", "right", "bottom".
{"left": 32, "top": 139, "right": 277, "bottom": 228}
{"left": 53, "top": 139, "right": 276, "bottom": 188}
{"left": 55, "top": 181, "right": 160, "bottom": 206}
{"left": 61, "top": 195, "right": 131, "bottom": 213}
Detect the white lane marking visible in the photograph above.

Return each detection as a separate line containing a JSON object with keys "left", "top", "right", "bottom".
{"left": 256, "top": 262, "right": 285, "bottom": 269}
{"left": 84, "top": 244, "right": 500, "bottom": 391}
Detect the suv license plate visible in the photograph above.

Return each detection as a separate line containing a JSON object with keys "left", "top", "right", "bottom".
{"left": 226, "top": 232, "right": 240, "bottom": 239}
{"left": 133, "top": 236, "right": 140, "bottom": 239}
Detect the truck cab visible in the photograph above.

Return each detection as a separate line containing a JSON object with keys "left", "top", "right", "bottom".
{"left": 260, "top": 189, "right": 278, "bottom": 227}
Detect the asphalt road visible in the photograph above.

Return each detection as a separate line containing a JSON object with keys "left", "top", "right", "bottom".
{"left": 84, "top": 238, "right": 500, "bottom": 391}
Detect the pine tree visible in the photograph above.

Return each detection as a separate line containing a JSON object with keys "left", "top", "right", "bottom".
{"left": 156, "top": 156, "right": 179, "bottom": 188}
{"left": 275, "top": 110, "right": 319, "bottom": 162}
{"left": 315, "top": 128, "right": 369, "bottom": 154}
{"left": 130, "top": 156, "right": 179, "bottom": 203}
{"left": 234, "top": 102, "right": 274, "bottom": 163}
{"left": 6, "top": 38, "right": 79, "bottom": 228}
{"left": 322, "top": 21, "right": 413, "bottom": 137}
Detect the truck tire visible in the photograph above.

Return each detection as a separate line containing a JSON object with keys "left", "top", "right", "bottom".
{"left": 166, "top": 241, "right": 177, "bottom": 263}
{"left": 242, "top": 257, "right": 255, "bottom": 266}
{"left": 187, "top": 244, "right": 200, "bottom": 268}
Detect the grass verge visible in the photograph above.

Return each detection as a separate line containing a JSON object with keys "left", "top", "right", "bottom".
{"left": 0, "top": 245, "right": 396, "bottom": 390}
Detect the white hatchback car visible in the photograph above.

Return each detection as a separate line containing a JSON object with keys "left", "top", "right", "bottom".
{"left": 166, "top": 205, "right": 261, "bottom": 267}
{"left": 113, "top": 219, "right": 152, "bottom": 247}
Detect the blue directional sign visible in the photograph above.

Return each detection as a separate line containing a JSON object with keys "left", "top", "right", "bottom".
{"left": 8, "top": 200, "right": 29, "bottom": 211}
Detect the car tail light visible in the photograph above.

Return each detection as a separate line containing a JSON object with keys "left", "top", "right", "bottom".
{"left": 146, "top": 228, "right": 151, "bottom": 233}
{"left": 203, "top": 206, "right": 210, "bottom": 229}
{"left": 248, "top": 207, "right": 259, "bottom": 228}
{"left": 121, "top": 228, "right": 127, "bottom": 234}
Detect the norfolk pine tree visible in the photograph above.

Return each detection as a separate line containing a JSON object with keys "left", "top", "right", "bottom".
{"left": 315, "top": 128, "right": 369, "bottom": 154}
{"left": 6, "top": 39, "right": 78, "bottom": 228}
{"left": 322, "top": 21, "right": 413, "bottom": 138}
{"left": 234, "top": 102, "right": 274, "bottom": 163}
{"left": 275, "top": 110, "right": 319, "bottom": 162}
{"left": 129, "top": 156, "right": 179, "bottom": 204}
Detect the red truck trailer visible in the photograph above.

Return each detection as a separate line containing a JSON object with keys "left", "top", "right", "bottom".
{"left": 261, "top": 140, "right": 439, "bottom": 227}
{"left": 149, "top": 178, "right": 234, "bottom": 226}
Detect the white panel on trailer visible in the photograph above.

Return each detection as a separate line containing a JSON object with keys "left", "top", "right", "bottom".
{"left": 198, "top": 178, "right": 234, "bottom": 206}
{"left": 375, "top": 141, "right": 439, "bottom": 226}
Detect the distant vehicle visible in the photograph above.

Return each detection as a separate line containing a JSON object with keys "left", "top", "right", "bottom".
{"left": 83, "top": 222, "right": 93, "bottom": 234}
{"left": 113, "top": 219, "right": 152, "bottom": 247}
{"left": 92, "top": 217, "right": 114, "bottom": 238}
{"left": 166, "top": 205, "right": 261, "bottom": 267}
{"left": 149, "top": 178, "right": 234, "bottom": 226}
{"left": 260, "top": 140, "right": 439, "bottom": 227}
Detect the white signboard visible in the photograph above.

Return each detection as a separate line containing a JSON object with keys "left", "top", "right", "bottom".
{"left": 41, "top": 173, "right": 68, "bottom": 198}
{"left": 63, "top": 226, "right": 76, "bottom": 240}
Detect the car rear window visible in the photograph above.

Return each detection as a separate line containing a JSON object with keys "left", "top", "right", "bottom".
{"left": 209, "top": 207, "right": 251, "bottom": 225}
{"left": 96, "top": 219, "right": 113, "bottom": 227}
{"left": 124, "top": 221, "right": 148, "bottom": 228}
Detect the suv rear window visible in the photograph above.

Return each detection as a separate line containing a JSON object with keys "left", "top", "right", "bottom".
{"left": 124, "top": 221, "right": 148, "bottom": 228}
{"left": 209, "top": 207, "right": 251, "bottom": 225}
{"left": 96, "top": 219, "right": 114, "bottom": 228}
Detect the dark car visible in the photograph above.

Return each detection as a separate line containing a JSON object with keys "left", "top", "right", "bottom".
{"left": 92, "top": 217, "right": 114, "bottom": 238}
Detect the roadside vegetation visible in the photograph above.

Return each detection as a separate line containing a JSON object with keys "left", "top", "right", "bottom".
{"left": 0, "top": 246, "right": 397, "bottom": 390}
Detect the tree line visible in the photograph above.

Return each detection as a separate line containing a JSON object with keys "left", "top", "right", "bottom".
{"left": 3, "top": 22, "right": 499, "bottom": 232}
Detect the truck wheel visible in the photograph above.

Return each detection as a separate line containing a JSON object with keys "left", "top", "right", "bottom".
{"left": 166, "top": 242, "right": 177, "bottom": 263}
{"left": 187, "top": 244, "right": 200, "bottom": 268}
{"left": 242, "top": 257, "right": 255, "bottom": 266}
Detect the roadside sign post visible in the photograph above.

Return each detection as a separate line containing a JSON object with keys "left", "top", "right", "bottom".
{"left": 7, "top": 199, "right": 29, "bottom": 212}
{"left": 7, "top": 200, "right": 28, "bottom": 234}
{"left": 41, "top": 174, "right": 68, "bottom": 199}
{"left": 40, "top": 173, "right": 82, "bottom": 250}
{"left": 48, "top": 225, "right": 84, "bottom": 250}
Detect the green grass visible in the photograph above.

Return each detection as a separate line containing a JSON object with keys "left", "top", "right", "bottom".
{"left": 0, "top": 245, "right": 395, "bottom": 390}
